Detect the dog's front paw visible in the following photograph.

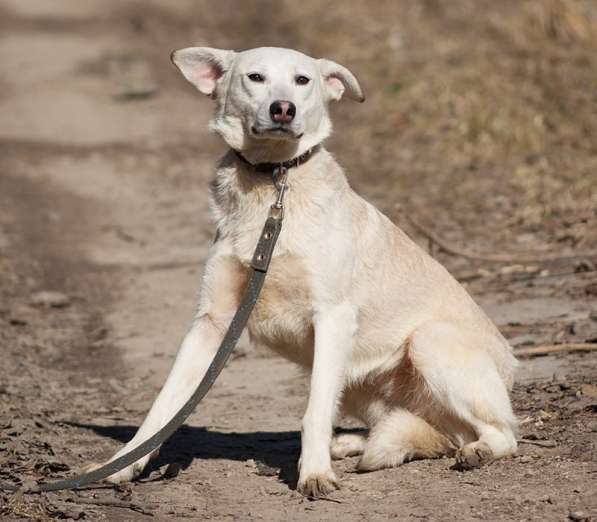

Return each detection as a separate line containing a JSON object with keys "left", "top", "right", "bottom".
{"left": 297, "top": 469, "right": 339, "bottom": 498}
{"left": 103, "top": 457, "right": 149, "bottom": 484}
{"left": 80, "top": 452, "right": 154, "bottom": 484}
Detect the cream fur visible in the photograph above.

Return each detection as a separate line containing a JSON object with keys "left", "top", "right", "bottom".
{"left": 92, "top": 46, "right": 518, "bottom": 498}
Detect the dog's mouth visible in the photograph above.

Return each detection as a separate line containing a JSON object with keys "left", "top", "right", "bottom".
{"left": 251, "top": 125, "right": 303, "bottom": 140}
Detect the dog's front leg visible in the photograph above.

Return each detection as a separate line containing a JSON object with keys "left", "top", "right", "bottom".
{"left": 297, "top": 303, "right": 356, "bottom": 498}
{"left": 87, "top": 244, "right": 244, "bottom": 483}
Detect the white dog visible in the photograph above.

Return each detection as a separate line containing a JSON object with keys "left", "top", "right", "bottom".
{"left": 96, "top": 46, "right": 518, "bottom": 497}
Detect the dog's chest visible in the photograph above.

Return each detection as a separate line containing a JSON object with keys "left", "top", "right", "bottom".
{"left": 246, "top": 252, "right": 315, "bottom": 365}
{"left": 213, "top": 166, "right": 332, "bottom": 365}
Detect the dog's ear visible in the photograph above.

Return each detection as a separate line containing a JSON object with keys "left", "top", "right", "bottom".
{"left": 318, "top": 59, "right": 365, "bottom": 103}
{"left": 171, "top": 47, "right": 236, "bottom": 96}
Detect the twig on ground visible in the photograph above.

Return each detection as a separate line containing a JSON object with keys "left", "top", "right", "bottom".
{"left": 518, "top": 439, "right": 557, "bottom": 448}
{"left": 500, "top": 268, "right": 597, "bottom": 283}
{"left": 308, "top": 496, "right": 344, "bottom": 504}
{"left": 456, "top": 267, "right": 597, "bottom": 284}
{"left": 72, "top": 497, "right": 154, "bottom": 516}
{"left": 513, "top": 343, "right": 597, "bottom": 357}
{"left": 405, "top": 214, "right": 597, "bottom": 265}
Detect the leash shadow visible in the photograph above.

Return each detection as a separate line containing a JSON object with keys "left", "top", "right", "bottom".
{"left": 65, "top": 422, "right": 301, "bottom": 488}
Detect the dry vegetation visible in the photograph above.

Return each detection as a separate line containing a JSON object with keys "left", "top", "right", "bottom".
{"left": 151, "top": 0, "right": 597, "bottom": 256}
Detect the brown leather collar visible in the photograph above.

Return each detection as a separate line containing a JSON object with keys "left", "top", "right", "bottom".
{"left": 234, "top": 144, "right": 320, "bottom": 173}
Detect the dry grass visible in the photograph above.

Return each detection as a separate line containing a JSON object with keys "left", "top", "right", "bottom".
{"left": 160, "top": 0, "right": 593, "bottom": 255}
{"left": 293, "top": 0, "right": 597, "bottom": 254}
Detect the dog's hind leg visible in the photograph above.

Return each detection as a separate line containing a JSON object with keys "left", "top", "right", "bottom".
{"left": 357, "top": 408, "right": 454, "bottom": 471}
{"left": 331, "top": 432, "right": 366, "bottom": 460}
{"left": 408, "top": 322, "right": 518, "bottom": 470}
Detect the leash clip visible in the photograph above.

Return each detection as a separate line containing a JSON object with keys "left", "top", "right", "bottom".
{"left": 270, "top": 164, "right": 288, "bottom": 220}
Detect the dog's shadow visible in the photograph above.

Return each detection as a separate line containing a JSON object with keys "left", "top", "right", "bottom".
{"left": 66, "top": 422, "right": 303, "bottom": 488}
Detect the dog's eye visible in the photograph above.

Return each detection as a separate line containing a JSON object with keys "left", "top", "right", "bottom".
{"left": 295, "top": 75, "right": 310, "bottom": 85}
{"left": 247, "top": 73, "right": 265, "bottom": 83}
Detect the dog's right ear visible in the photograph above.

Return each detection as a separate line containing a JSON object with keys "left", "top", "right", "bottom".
{"left": 171, "top": 47, "right": 236, "bottom": 96}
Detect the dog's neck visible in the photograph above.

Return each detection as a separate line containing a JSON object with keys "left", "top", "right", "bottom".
{"left": 233, "top": 144, "right": 321, "bottom": 174}
{"left": 223, "top": 126, "right": 327, "bottom": 165}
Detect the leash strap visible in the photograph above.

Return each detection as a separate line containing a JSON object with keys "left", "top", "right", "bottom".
{"left": 0, "top": 169, "right": 287, "bottom": 494}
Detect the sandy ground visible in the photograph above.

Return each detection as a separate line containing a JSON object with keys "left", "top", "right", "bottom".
{"left": 1, "top": 1, "right": 596, "bottom": 520}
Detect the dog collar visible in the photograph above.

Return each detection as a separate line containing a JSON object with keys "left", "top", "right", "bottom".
{"left": 233, "top": 144, "right": 320, "bottom": 173}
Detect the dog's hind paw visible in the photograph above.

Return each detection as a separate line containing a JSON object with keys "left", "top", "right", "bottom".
{"left": 331, "top": 433, "right": 366, "bottom": 460}
{"left": 297, "top": 470, "right": 339, "bottom": 498}
{"left": 453, "top": 441, "right": 494, "bottom": 471}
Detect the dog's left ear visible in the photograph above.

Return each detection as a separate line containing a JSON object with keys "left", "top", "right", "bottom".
{"left": 318, "top": 59, "right": 365, "bottom": 103}
{"left": 171, "top": 47, "right": 236, "bottom": 96}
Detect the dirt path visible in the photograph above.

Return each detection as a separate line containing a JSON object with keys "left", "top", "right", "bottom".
{"left": 1, "top": 1, "right": 596, "bottom": 520}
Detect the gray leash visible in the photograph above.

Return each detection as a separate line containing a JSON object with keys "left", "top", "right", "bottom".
{"left": 0, "top": 166, "right": 289, "bottom": 494}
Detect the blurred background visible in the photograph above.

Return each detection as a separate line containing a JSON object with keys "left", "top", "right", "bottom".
{"left": 1, "top": 1, "right": 596, "bottom": 520}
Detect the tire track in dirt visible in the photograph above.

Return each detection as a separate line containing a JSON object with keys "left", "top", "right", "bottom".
{"left": 0, "top": 1, "right": 310, "bottom": 519}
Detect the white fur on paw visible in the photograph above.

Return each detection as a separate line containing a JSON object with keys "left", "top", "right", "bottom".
{"left": 331, "top": 433, "right": 366, "bottom": 460}
{"left": 357, "top": 447, "right": 407, "bottom": 471}
{"left": 80, "top": 454, "right": 151, "bottom": 484}
{"left": 297, "top": 469, "right": 339, "bottom": 498}
{"left": 103, "top": 461, "right": 145, "bottom": 484}
{"left": 80, "top": 461, "right": 102, "bottom": 474}
{"left": 454, "top": 442, "right": 493, "bottom": 471}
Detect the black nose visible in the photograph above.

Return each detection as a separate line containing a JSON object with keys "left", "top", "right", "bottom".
{"left": 269, "top": 100, "right": 296, "bottom": 124}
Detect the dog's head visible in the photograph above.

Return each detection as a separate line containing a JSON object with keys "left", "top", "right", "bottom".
{"left": 171, "top": 46, "right": 364, "bottom": 162}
